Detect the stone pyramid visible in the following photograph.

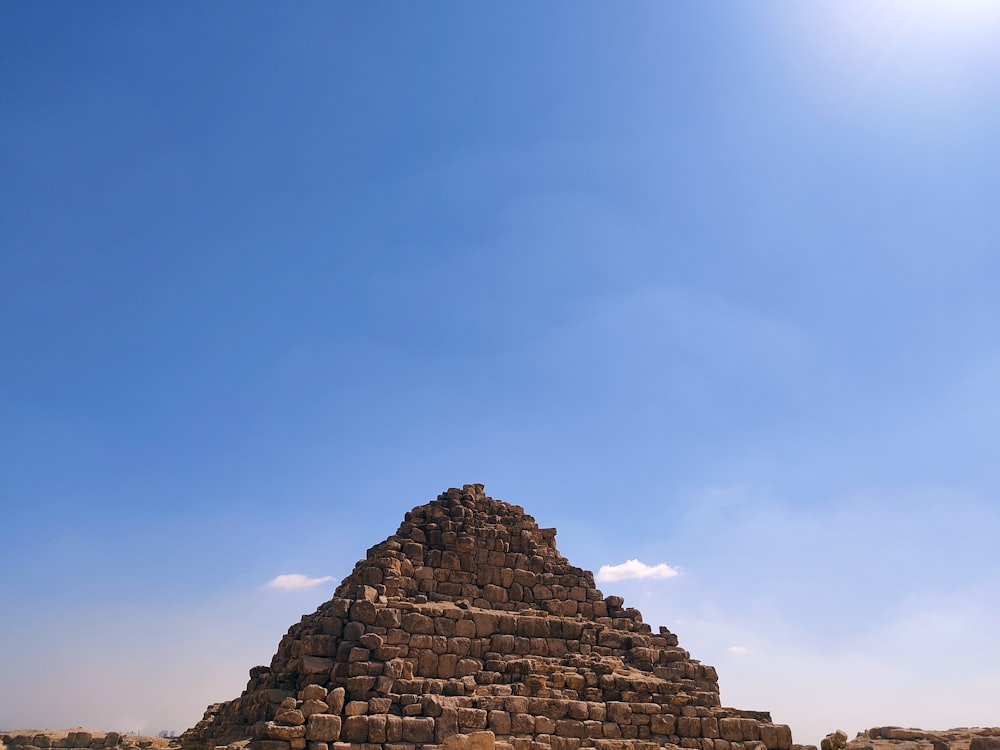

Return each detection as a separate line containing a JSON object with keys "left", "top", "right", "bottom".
{"left": 181, "top": 485, "right": 793, "bottom": 750}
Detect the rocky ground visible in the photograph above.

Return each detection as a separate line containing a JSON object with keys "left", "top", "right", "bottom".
{"left": 811, "top": 728, "right": 1000, "bottom": 750}
{"left": 4, "top": 727, "right": 1000, "bottom": 750}
{"left": 0, "top": 730, "right": 179, "bottom": 750}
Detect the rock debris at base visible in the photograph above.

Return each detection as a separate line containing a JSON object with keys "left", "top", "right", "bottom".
{"left": 0, "top": 732, "right": 176, "bottom": 750}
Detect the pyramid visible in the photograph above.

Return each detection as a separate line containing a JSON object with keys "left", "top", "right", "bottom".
{"left": 181, "top": 485, "right": 793, "bottom": 750}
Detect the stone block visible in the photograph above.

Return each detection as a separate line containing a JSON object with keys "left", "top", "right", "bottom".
{"left": 301, "top": 699, "right": 329, "bottom": 718}
{"left": 306, "top": 715, "right": 342, "bottom": 743}
{"left": 275, "top": 708, "right": 306, "bottom": 726}
{"left": 760, "top": 726, "right": 778, "bottom": 749}
{"left": 678, "top": 717, "right": 702, "bottom": 737}
{"left": 401, "top": 717, "right": 436, "bottom": 744}
{"left": 511, "top": 713, "right": 535, "bottom": 733}
{"left": 720, "top": 719, "right": 743, "bottom": 742}
{"left": 702, "top": 718, "right": 720, "bottom": 739}
{"left": 536, "top": 718, "right": 556, "bottom": 734}
{"left": 341, "top": 716, "right": 370, "bottom": 744}
{"left": 488, "top": 711, "right": 512, "bottom": 734}
{"left": 327, "top": 687, "right": 345, "bottom": 715}
{"left": 473, "top": 612, "right": 499, "bottom": 636}
{"left": 741, "top": 720, "right": 760, "bottom": 741}
{"left": 403, "top": 613, "right": 435, "bottom": 634}
{"left": 252, "top": 742, "right": 291, "bottom": 750}
{"left": 606, "top": 702, "right": 632, "bottom": 724}
{"left": 266, "top": 723, "right": 306, "bottom": 741}
{"left": 470, "top": 731, "right": 497, "bottom": 750}
{"left": 369, "top": 715, "right": 388, "bottom": 743}
{"left": 386, "top": 715, "right": 404, "bottom": 743}
{"left": 555, "top": 721, "right": 585, "bottom": 739}
{"left": 300, "top": 684, "right": 328, "bottom": 701}
{"left": 458, "top": 708, "right": 488, "bottom": 730}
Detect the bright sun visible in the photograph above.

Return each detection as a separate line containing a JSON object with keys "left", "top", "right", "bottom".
{"left": 808, "top": 0, "right": 1000, "bottom": 91}
{"left": 855, "top": 0, "right": 1000, "bottom": 38}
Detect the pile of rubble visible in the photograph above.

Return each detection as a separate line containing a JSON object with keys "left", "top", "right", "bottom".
{"left": 180, "top": 485, "right": 794, "bottom": 750}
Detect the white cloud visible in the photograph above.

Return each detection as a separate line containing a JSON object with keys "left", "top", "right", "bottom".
{"left": 266, "top": 573, "right": 335, "bottom": 590}
{"left": 596, "top": 559, "right": 680, "bottom": 582}
{"left": 728, "top": 645, "right": 749, "bottom": 654}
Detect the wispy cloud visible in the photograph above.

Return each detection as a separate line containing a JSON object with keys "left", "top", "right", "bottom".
{"left": 728, "top": 645, "right": 749, "bottom": 654}
{"left": 596, "top": 559, "right": 680, "bottom": 582}
{"left": 266, "top": 573, "right": 335, "bottom": 590}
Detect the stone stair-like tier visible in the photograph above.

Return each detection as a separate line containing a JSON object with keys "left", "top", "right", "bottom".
{"left": 180, "top": 485, "right": 793, "bottom": 750}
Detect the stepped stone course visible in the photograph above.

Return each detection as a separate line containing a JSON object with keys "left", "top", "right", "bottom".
{"left": 180, "top": 485, "right": 794, "bottom": 750}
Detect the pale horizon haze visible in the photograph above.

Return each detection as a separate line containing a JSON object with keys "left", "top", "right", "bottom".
{"left": 2, "top": 3, "right": 1000, "bottom": 747}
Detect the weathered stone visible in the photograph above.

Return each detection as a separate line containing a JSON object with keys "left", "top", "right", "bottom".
{"left": 300, "top": 656, "right": 334, "bottom": 675}
{"left": 401, "top": 717, "right": 436, "bottom": 744}
{"left": 305, "top": 715, "right": 342, "bottom": 743}
{"left": 340, "top": 716, "right": 369, "bottom": 744}
{"left": 300, "top": 699, "right": 329, "bottom": 718}
{"left": 300, "top": 684, "right": 328, "bottom": 702}
{"left": 266, "top": 723, "right": 306, "bottom": 741}
{"left": 180, "top": 485, "right": 796, "bottom": 750}
{"left": 274, "top": 708, "right": 306, "bottom": 727}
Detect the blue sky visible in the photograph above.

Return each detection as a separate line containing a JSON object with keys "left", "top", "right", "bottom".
{"left": 2, "top": 2, "right": 999, "bottom": 743}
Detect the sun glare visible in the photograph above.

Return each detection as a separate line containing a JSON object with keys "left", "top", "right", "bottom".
{"left": 848, "top": 0, "right": 1000, "bottom": 41}
{"left": 798, "top": 0, "right": 1000, "bottom": 97}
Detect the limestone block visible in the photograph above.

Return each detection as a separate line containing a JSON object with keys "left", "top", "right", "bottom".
{"left": 511, "top": 713, "right": 535, "bottom": 733}
{"left": 253, "top": 742, "right": 291, "bottom": 750}
{"left": 401, "top": 717, "right": 436, "bottom": 744}
{"left": 350, "top": 600, "right": 377, "bottom": 624}
{"left": 275, "top": 708, "right": 306, "bottom": 726}
{"left": 555, "top": 721, "right": 585, "bottom": 739}
{"left": 606, "top": 703, "right": 632, "bottom": 724}
{"left": 567, "top": 702, "right": 588, "bottom": 720}
{"left": 470, "top": 732, "right": 497, "bottom": 750}
{"left": 456, "top": 658, "right": 481, "bottom": 677}
{"left": 678, "top": 717, "right": 702, "bottom": 737}
{"left": 344, "top": 701, "right": 368, "bottom": 716}
{"left": 473, "top": 612, "right": 499, "bottom": 636}
{"left": 266, "top": 723, "right": 306, "bottom": 740}
{"left": 341, "top": 716, "right": 369, "bottom": 744}
{"left": 300, "top": 684, "right": 328, "bottom": 702}
{"left": 720, "top": 719, "right": 744, "bottom": 742}
{"left": 536, "top": 718, "right": 556, "bottom": 734}
{"left": 369, "top": 715, "right": 388, "bottom": 743}
{"left": 300, "top": 699, "right": 329, "bottom": 718}
{"left": 386, "top": 715, "right": 404, "bottom": 743}
{"left": 327, "top": 687, "right": 345, "bottom": 715}
{"left": 458, "top": 708, "right": 488, "bottom": 730}
{"left": 403, "top": 612, "right": 435, "bottom": 634}
{"left": 305, "top": 715, "right": 342, "bottom": 743}
{"left": 437, "top": 708, "right": 460, "bottom": 743}
{"left": 760, "top": 726, "right": 778, "bottom": 749}
{"left": 702, "top": 718, "right": 720, "bottom": 739}
{"left": 489, "top": 711, "right": 512, "bottom": 734}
